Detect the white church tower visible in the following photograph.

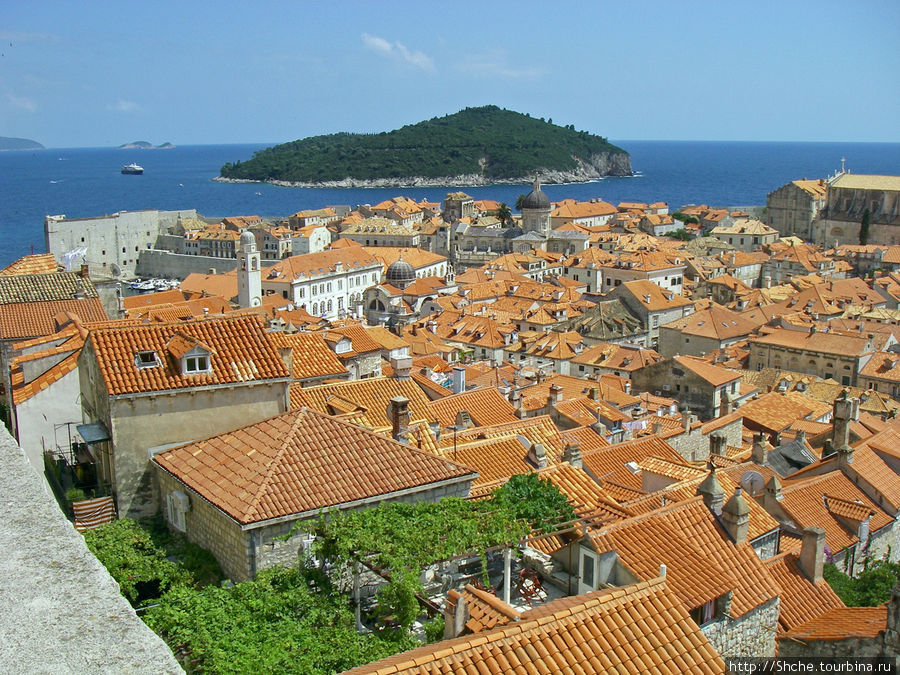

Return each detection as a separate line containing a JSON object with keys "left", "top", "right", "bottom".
{"left": 237, "top": 230, "right": 262, "bottom": 308}
{"left": 520, "top": 179, "right": 552, "bottom": 237}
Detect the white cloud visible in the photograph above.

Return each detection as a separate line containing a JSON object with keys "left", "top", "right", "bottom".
{"left": 110, "top": 99, "right": 141, "bottom": 113}
{"left": 362, "top": 33, "right": 435, "bottom": 72}
{"left": 6, "top": 94, "right": 36, "bottom": 112}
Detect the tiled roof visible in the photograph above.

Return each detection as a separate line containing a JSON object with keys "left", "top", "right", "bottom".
{"left": 558, "top": 425, "right": 610, "bottom": 452}
{"left": 751, "top": 327, "right": 873, "bottom": 357}
{"left": 618, "top": 279, "right": 693, "bottom": 311}
{"left": 0, "top": 298, "right": 107, "bottom": 340}
{"left": 661, "top": 302, "right": 757, "bottom": 340}
{"left": 783, "top": 607, "right": 887, "bottom": 641}
{"left": 673, "top": 355, "right": 742, "bottom": 387}
{"left": 154, "top": 407, "right": 475, "bottom": 526}
{"left": 764, "top": 552, "right": 845, "bottom": 632}
{"left": 267, "top": 331, "right": 347, "bottom": 381}
{"left": 0, "top": 254, "right": 60, "bottom": 276}
{"left": 737, "top": 392, "right": 815, "bottom": 433}
{"left": 180, "top": 270, "right": 238, "bottom": 302}
{"left": 9, "top": 329, "right": 85, "bottom": 404}
{"left": 440, "top": 415, "right": 562, "bottom": 454}
{"left": 344, "top": 578, "right": 724, "bottom": 675}
{"left": 779, "top": 471, "right": 893, "bottom": 552}
{"left": 439, "top": 435, "right": 556, "bottom": 489}
{"left": 0, "top": 271, "right": 98, "bottom": 304}
{"left": 87, "top": 316, "right": 289, "bottom": 396}
{"left": 427, "top": 388, "right": 518, "bottom": 428}
{"left": 581, "top": 436, "right": 688, "bottom": 493}
{"left": 446, "top": 584, "right": 520, "bottom": 634}
{"left": 823, "top": 494, "right": 875, "bottom": 522}
{"left": 289, "top": 376, "right": 436, "bottom": 429}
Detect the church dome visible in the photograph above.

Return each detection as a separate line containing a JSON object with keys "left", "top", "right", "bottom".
{"left": 386, "top": 257, "right": 415, "bottom": 287}
{"left": 521, "top": 179, "right": 550, "bottom": 210}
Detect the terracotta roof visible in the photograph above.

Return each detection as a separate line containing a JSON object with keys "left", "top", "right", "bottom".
{"left": 87, "top": 316, "right": 289, "bottom": 396}
{"left": 764, "top": 552, "right": 845, "bottom": 632}
{"left": 618, "top": 279, "right": 693, "bottom": 311}
{"left": 9, "top": 328, "right": 85, "bottom": 404}
{"left": 446, "top": 584, "right": 520, "bottom": 634}
{"left": 783, "top": 607, "right": 887, "bottom": 641}
{"left": 427, "top": 388, "right": 519, "bottom": 428}
{"left": 581, "top": 436, "right": 688, "bottom": 493}
{"left": 661, "top": 303, "right": 757, "bottom": 340}
{"left": 590, "top": 498, "right": 779, "bottom": 617}
{"left": 779, "top": 471, "right": 893, "bottom": 552}
{"left": 558, "top": 425, "right": 610, "bottom": 452}
{"left": 673, "top": 355, "right": 742, "bottom": 387}
{"left": 751, "top": 327, "right": 873, "bottom": 357}
{"left": 0, "top": 271, "right": 98, "bottom": 304}
{"left": 154, "top": 407, "right": 475, "bottom": 526}
{"left": 440, "top": 415, "right": 562, "bottom": 455}
{"left": 737, "top": 392, "right": 815, "bottom": 433}
{"left": 0, "top": 254, "right": 60, "bottom": 276}
{"left": 344, "top": 578, "right": 724, "bottom": 674}
{"left": 0, "top": 296, "right": 107, "bottom": 340}
{"left": 268, "top": 331, "right": 347, "bottom": 381}
{"left": 289, "top": 376, "right": 436, "bottom": 429}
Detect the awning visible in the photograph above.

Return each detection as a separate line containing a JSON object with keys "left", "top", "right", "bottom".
{"left": 76, "top": 422, "right": 110, "bottom": 445}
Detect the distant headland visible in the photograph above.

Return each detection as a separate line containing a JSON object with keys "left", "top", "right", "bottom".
{"left": 118, "top": 141, "right": 176, "bottom": 149}
{"left": 217, "top": 106, "right": 632, "bottom": 188}
{"left": 0, "top": 137, "right": 44, "bottom": 151}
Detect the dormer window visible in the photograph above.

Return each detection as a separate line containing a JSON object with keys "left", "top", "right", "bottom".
{"left": 184, "top": 353, "right": 210, "bottom": 374}
{"left": 135, "top": 351, "right": 159, "bottom": 369}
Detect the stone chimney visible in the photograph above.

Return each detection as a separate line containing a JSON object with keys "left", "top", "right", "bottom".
{"left": 682, "top": 409, "right": 693, "bottom": 433}
{"left": 389, "top": 396, "right": 410, "bottom": 441}
{"left": 831, "top": 389, "right": 860, "bottom": 455}
{"left": 697, "top": 463, "right": 725, "bottom": 516}
{"left": 798, "top": 526, "right": 826, "bottom": 583}
{"left": 721, "top": 488, "right": 751, "bottom": 544}
{"left": 454, "top": 409, "right": 473, "bottom": 431}
{"left": 278, "top": 347, "right": 294, "bottom": 379}
{"left": 443, "top": 589, "right": 470, "bottom": 639}
{"left": 624, "top": 380, "right": 632, "bottom": 395}
{"left": 709, "top": 433, "right": 727, "bottom": 456}
{"left": 548, "top": 384, "right": 564, "bottom": 406}
{"left": 763, "top": 474, "right": 783, "bottom": 512}
{"left": 527, "top": 442, "right": 547, "bottom": 469}
{"left": 751, "top": 432, "right": 770, "bottom": 465}
{"left": 390, "top": 355, "right": 413, "bottom": 380}
{"left": 563, "top": 442, "right": 582, "bottom": 469}
{"left": 510, "top": 390, "right": 526, "bottom": 419}
{"left": 652, "top": 421, "right": 663, "bottom": 436}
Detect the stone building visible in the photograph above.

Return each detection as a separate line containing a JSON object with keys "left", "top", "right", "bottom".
{"left": 520, "top": 180, "right": 552, "bottom": 238}
{"left": 442, "top": 192, "right": 476, "bottom": 223}
{"left": 657, "top": 303, "right": 757, "bottom": 358}
{"left": 45, "top": 208, "right": 197, "bottom": 278}
{"left": 814, "top": 174, "right": 900, "bottom": 246}
{"left": 710, "top": 218, "right": 779, "bottom": 252}
{"left": 78, "top": 316, "right": 291, "bottom": 518}
{"left": 606, "top": 279, "right": 694, "bottom": 347}
{"left": 631, "top": 356, "right": 741, "bottom": 421}
{"left": 766, "top": 179, "right": 828, "bottom": 239}
{"left": 153, "top": 405, "right": 476, "bottom": 581}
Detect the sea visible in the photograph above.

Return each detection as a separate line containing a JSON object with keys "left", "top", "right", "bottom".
{"left": 1, "top": 140, "right": 898, "bottom": 268}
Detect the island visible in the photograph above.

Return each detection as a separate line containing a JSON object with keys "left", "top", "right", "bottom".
{"left": 0, "top": 136, "right": 44, "bottom": 151}
{"left": 218, "top": 105, "right": 631, "bottom": 187}
{"left": 118, "top": 141, "right": 175, "bottom": 149}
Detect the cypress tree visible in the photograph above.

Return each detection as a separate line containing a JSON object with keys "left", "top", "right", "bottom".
{"left": 859, "top": 208, "right": 871, "bottom": 245}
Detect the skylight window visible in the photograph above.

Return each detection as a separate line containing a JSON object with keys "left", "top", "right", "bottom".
{"left": 135, "top": 351, "right": 159, "bottom": 369}
{"left": 184, "top": 355, "right": 210, "bottom": 374}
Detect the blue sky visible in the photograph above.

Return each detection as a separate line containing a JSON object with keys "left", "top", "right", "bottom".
{"left": 2, "top": 1, "right": 898, "bottom": 148}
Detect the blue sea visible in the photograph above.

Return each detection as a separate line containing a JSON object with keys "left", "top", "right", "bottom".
{"left": 1, "top": 141, "right": 898, "bottom": 267}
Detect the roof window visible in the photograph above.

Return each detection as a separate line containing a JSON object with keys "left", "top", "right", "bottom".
{"left": 135, "top": 351, "right": 159, "bottom": 369}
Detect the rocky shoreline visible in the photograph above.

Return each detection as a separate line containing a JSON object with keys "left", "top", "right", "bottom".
{"left": 214, "top": 151, "right": 633, "bottom": 189}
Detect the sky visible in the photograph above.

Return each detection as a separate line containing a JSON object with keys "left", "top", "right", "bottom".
{"left": 1, "top": 1, "right": 898, "bottom": 148}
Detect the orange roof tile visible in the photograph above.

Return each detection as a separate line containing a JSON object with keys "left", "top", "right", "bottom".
{"left": 783, "top": 607, "right": 887, "bottom": 641}
{"left": 344, "top": 578, "right": 725, "bottom": 674}
{"left": 0, "top": 253, "right": 60, "bottom": 276}
{"left": 427, "top": 388, "right": 519, "bottom": 428}
{"left": 87, "top": 315, "right": 289, "bottom": 396}
{"left": 268, "top": 331, "right": 347, "bottom": 381}
{"left": 764, "top": 552, "right": 845, "bottom": 632}
{"left": 154, "top": 407, "right": 475, "bottom": 525}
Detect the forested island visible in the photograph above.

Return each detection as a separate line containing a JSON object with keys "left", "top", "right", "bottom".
{"left": 118, "top": 141, "right": 175, "bottom": 149}
{"left": 218, "top": 106, "right": 632, "bottom": 187}
{"left": 0, "top": 136, "right": 44, "bottom": 151}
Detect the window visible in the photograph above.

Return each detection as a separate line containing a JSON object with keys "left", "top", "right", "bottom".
{"left": 581, "top": 552, "right": 595, "bottom": 588}
{"left": 135, "top": 351, "right": 159, "bottom": 369}
{"left": 166, "top": 491, "right": 189, "bottom": 532}
{"left": 184, "top": 355, "right": 210, "bottom": 374}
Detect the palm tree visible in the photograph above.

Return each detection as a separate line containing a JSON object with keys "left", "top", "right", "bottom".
{"left": 497, "top": 202, "right": 513, "bottom": 227}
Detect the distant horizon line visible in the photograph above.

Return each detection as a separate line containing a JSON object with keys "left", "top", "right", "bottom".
{"left": 16, "top": 138, "right": 900, "bottom": 151}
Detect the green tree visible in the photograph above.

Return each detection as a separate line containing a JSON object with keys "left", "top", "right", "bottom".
{"left": 491, "top": 473, "right": 576, "bottom": 533}
{"left": 515, "top": 194, "right": 527, "bottom": 211}
{"left": 824, "top": 557, "right": 900, "bottom": 606}
{"left": 859, "top": 208, "right": 871, "bottom": 245}
{"left": 497, "top": 202, "right": 513, "bottom": 227}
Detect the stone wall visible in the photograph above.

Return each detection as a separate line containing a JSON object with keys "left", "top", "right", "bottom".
{"left": 135, "top": 248, "right": 278, "bottom": 280}
{"left": 0, "top": 427, "right": 182, "bottom": 673}
{"left": 157, "top": 470, "right": 252, "bottom": 581}
{"left": 702, "top": 597, "right": 779, "bottom": 658}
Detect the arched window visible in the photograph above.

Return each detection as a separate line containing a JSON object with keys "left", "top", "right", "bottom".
{"left": 327, "top": 299, "right": 333, "bottom": 312}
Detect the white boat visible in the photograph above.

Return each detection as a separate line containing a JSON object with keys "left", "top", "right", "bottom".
{"left": 121, "top": 163, "right": 144, "bottom": 175}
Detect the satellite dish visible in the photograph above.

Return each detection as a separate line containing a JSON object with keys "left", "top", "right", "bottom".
{"left": 740, "top": 470, "right": 766, "bottom": 496}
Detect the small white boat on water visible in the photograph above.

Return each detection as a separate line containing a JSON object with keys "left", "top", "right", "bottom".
{"left": 121, "top": 163, "right": 144, "bottom": 175}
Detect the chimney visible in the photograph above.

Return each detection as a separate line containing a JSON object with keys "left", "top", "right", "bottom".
{"left": 589, "top": 387, "right": 599, "bottom": 401}
{"left": 548, "top": 384, "right": 563, "bottom": 406}
{"left": 762, "top": 474, "right": 783, "bottom": 513}
{"left": 79, "top": 264, "right": 90, "bottom": 279}
{"left": 696, "top": 463, "right": 725, "bottom": 516}
{"left": 450, "top": 366, "right": 466, "bottom": 394}
{"left": 454, "top": 409, "right": 473, "bottom": 431}
{"left": 624, "top": 380, "right": 632, "bottom": 395}
{"left": 563, "top": 442, "right": 582, "bottom": 469}
{"left": 278, "top": 347, "right": 294, "bottom": 379}
{"left": 831, "top": 389, "right": 859, "bottom": 460}
{"left": 721, "top": 488, "right": 750, "bottom": 544}
{"left": 389, "top": 396, "right": 410, "bottom": 441}
{"left": 682, "top": 409, "right": 693, "bottom": 433}
{"left": 652, "top": 421, "right": 663, "bottom": 436}
{"left": 798, "top": 526, "right": 826, "bottom": 583}
{"left": 764, "top": 275, "right": 772, "bottom": 289}
{"left": 751, "top": 432, "right": 770, "bottom": 465}
{"left": 443, "top": 590, "right": 470, "bottom": 639}
{"left": 527, "top": 442, "right": 547, "bottom": 469}
{"left": 709, "top": 433, "right": 727, "bottom": 456}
